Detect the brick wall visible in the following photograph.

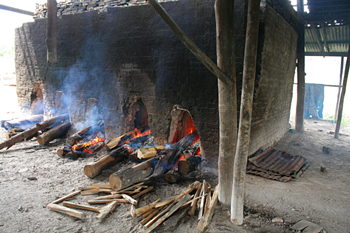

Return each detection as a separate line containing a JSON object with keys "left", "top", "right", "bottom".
{"left": 15, "top": 0, "right": 297, "bottom": 158}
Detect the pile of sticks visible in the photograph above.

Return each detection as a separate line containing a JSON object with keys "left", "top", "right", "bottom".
{"left": 47, "top": 181, "right": 218, "bottom": 232}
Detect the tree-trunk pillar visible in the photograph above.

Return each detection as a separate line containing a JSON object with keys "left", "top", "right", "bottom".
{"left": 215, "top": 0, "right": 237, "bottom": 205}
{"left": 295, "top": 0, "right": 305, "bottom": 132}
{"left": 46, "top": 0, "right": 57, "bottom": 63}
{"left": 231, "top": 0, "right": 260, "bottom": 225}
{"left": 335, "top": 43, "right": 350, "bottom": 138}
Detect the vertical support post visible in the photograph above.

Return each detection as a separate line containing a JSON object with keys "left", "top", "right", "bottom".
{"left": 335, "top": 44, "right": 350, "bottom": 138}
{"left": 334, "top": 56, "right": 344, "bottom": 122}
{"left": 215, "top": 0, "right": 237, "bottom": 205}
{"left": 46, "top": 0, "right": 57, "bottom": 63}
{"left": 231, "top": 0, "right": 260, "bottom": 225}
{"left": 295, "top": 0, "right": 305, "bottom": 132}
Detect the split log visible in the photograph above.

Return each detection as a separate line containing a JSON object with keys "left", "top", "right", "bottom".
{"left": 142, "top": 199, "right": 161, "bottom": 218}
{"left": 178, "top": 155, "right": 202, "bottom": 176}
{"left": 109, "top": 157, "right": 158, "bottom": 190}
{"left": 197, "top": 185, "right": 219, "bottom": 232}
{"left": 0, "top": 114, "right": 69, "bottom": 150}
{"left": 189, "top": 182, "right": 202, "bottom": 216}
{"left": 91, "top": 194, "right": 122, "bottom": 200}
{"left": 37, "top": 122, "right": 71, "bottom": 145}
{"left": 132, "top": 186, "right": 154, "bottom": 199}
{"left": 122, "top": 194, "right": 138, "bottom": 205}
{"left": 144, "top": 194, "right": 192, "bottom": 233}
{"left": 198, "top": 180, "right": 209, "bottom": 220}
{"left": 47, "top": 203, "right": 84, "bottom": 219}
{"left": 87, "top": 199, "right": 128, "bottom": 205}
{"left": 144, "top": 203, "right": 175, "bottom": 228}
{"left": 164, "top": 170, "right": 181, "bottom": 184}
{"left": 3, "top": 115, "right": 43, "bottom": 131}
{"left": 51, "top": 190, "right": 81, "bottom": 204}
{"left": 106, "top": 126, "right": 149, "bottom": 151}
{"left": 137, "top": 146, "right": 164, "bottom": 159}
{"left": 151, "top": 130, "right": 200, "bottom": 178}
{"left": 141, "top": 208, "right": 162, "bottom": 225}
{"left": 84, "top": 134, "right": 152, "bottom": 178}
{"left": 62, "top": 201, "right": 100, "bottom": 213}
{"left": 96, "top": 200, "right": 118, "bottom": 220}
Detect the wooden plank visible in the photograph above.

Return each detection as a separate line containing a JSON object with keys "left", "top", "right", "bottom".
{"left": 148, "top": 0, "right": 233, "bottom": 86}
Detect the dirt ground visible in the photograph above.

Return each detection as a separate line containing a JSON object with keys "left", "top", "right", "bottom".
{"left": 0, "top": 104, "right": 350, "bottom": 232}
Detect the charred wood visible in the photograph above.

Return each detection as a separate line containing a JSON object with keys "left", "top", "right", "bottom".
{"left": 37, "top": 122, "right": 71, "bottom": 145}
{"left": 3, "top": 115, "right": 44, "bottom": 131}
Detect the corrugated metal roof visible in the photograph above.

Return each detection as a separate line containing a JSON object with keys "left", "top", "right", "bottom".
{"left": 305, "top": 25, "right": 350, "bottom": 56}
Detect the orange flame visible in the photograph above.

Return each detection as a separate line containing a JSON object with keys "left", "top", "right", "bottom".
{"left": 72, "top": 136, "right": 105, "bottom": 153}
{"left": 125, "top": 128, "right": 151, "bottom": 144}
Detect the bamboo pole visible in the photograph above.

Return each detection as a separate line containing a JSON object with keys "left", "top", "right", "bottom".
{"left": 147, "top": 0, "right": 233, "bottom": 86}
{"left": 295, "top": 0, "right": 305, "bottom": 132}
{"left": 215, "top": 0, "right": 237, "bottom": 205}
{"left": 335, "top": 43, "right": 350, "bottom": 138}
{"left": 231, "top": 0, "right": 260, "bottom": 225}
{"left": 46, "top": 0, "right": 57, "bottom": 63}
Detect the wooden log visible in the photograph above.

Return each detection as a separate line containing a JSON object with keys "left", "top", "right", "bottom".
{"left": 3, "top": 115, "right": 43, "bottom": 131}
{"left": 147, "top": 0, "right": 233, "bottom": 86}
{"left": 109, "top": 157, "right": 156, "bottom": 190}
{"left": 334, "top": 57, "right": 344, "bottom": 121}
{"left": 96, "top": 200, "right": 118, "bottom": 220}
{"left": 0, "top": 114, "right": 69, "bottom": 150}
{"left": 151, "top": 130, "right": 200, "bottom": 178}
{"left": 37, "top": 122, "right": 71, "bottom": 145}
{"left": 197, "top": 185, "right": 219, "bottom": 232}
{"left": 178, "top": 155, "right": 202, "bottom": 176}
{"left": 164, "top": 170, "right": 181, "bottom": 184}
{"left": 90, "top": 183, "right": 111, "bottom": 189}
{"left": 144, "top": 194, "right": 192, "bottom": 233}
{"left": 47, "top": 203, "right": 84, "bottom": 219}
{"left": 51, "top": 190, "right": 81, "bottom": 204}
{"left": 231, "top": 0, "right": 260, "bottom": 225}
{"left": 189, "top": 182, "right": 202, "bottom": 216}
{"left": 62, "top": 201, "right": 100, "bottom": 213}
{"left": 137, "top": 146, "right": 165, "bottom": 159}
{"left": 46, "top": 0, "right": 57, "bottom": 63}
{"left": 335, "top": 42, "right": 350, "bottom": 138}
{"left": 215, "top": 0, "right": 237, "bottom": 206}
{"left": 106, "top": 126, "right": 149, "bottom": 151}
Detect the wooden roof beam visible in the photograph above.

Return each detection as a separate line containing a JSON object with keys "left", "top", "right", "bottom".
{"left": 0, "top": 4, "right": 34, "bottom": 16}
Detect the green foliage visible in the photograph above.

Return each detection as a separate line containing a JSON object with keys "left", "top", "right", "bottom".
{"left": 323, "top": 113, "right": 350, "bottom": 126}
{"left": 0, "top": 46, "right": 15, "bottom": 59}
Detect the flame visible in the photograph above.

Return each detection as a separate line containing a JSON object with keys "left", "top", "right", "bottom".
{"left": 125, "top": 128, "right": 151, "bottom": 144}
{"left": 72, "top": 136, "right": 105, "bottom": 154}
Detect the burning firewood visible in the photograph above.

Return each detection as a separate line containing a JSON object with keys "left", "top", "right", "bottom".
{"left": 164, "top": 170, "right": 182, "bottom": 184}
{"left": 150, "top": 130, "right": 200, "bottom": 178}
{"left": 178, "top": 155, "right": 203, "bottom": 176}
{"left": 137, "top": 145, "right": 165, "bottom": 159}
{"left": 109, "top": 157, "right": 158, "bottom": 190}
{"left": 2, "top": 115, "right": 44, "bottom": 131}
{"left": 106, "top": 126, "right": 150, "bottom": 151}
{"left": 66, "top": 121, "right": 104, "bottom": 146}
{"left": 84, "top": 134, "right": 153, "bottom": 178}
{"left": 0, "top": 114, "right": 69, "bottom": 150}
{"left": 37, "top": 122, "right": 71, "bottom": 145}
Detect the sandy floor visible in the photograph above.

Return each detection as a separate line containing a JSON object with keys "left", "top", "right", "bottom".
{"left": 0, "top": 83, "right": 349, "bottom": 232}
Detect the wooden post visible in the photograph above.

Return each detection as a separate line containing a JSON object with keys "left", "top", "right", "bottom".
{"left": 295, "top": 0, "right": 305, "bottom": 132}
{"left": 46, "top": 0, "right": 57, "bottom": 63}
{"left": 334, "top": 56, "right": 344, "bottom": 121}
{"left": 147, "top": 0, "right": 233, "bottom": 86}
{"left": 214, "top": 0, "right": 237, "bottom": 205}
{"left": 335, "top": 43, "right": 350, "bottom": 138}
{"left": 230, "top": 0, "right": 260, "bottom": 225}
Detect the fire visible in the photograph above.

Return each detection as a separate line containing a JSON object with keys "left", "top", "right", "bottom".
{"left": 72, "top": 136, "right": 105, "bottom": 154}
{"left": 125, "top": 128, "right": 151, "bottom": 144}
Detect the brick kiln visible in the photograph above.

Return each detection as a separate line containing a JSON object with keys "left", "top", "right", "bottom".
{"left": 15, "top": 0, "right": 298, "bottom": 162}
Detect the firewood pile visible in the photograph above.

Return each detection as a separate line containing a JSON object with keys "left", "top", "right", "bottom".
{"left": 33, "top": 0, "right": 170, "bottom": 19}
{"left": 47, "top": 181, "right": 218, "bottom": 232}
